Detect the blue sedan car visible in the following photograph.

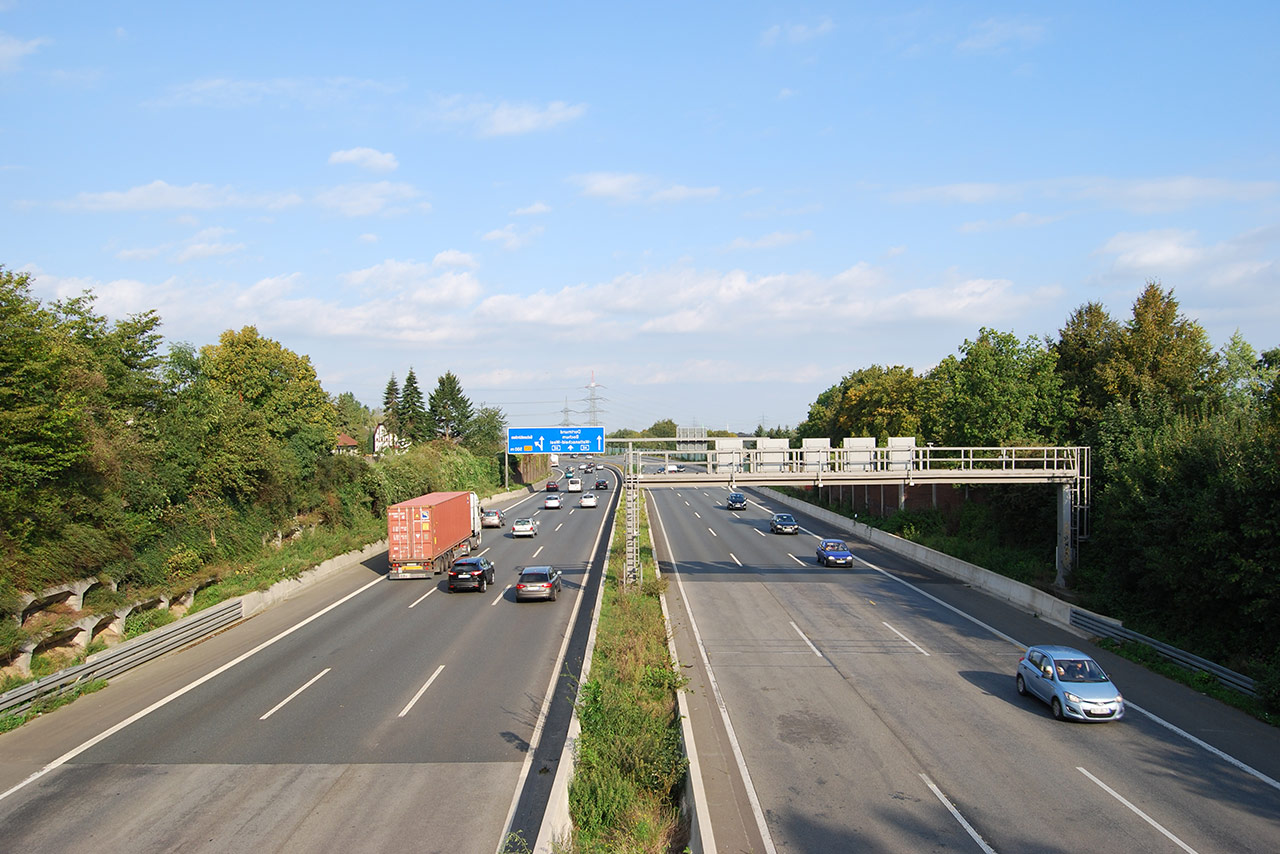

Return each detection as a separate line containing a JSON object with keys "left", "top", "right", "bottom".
{"left": 816, "top": 539, "right": 854, "bottom": 567}
{"left": 1015, "top": 645, "right": 1124, "bottom": 722}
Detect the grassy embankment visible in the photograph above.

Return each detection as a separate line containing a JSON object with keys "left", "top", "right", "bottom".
{"left": 565, "top": 488, "right": 689, "bottom": 854}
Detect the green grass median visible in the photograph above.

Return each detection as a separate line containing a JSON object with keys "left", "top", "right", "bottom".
{"left": 567, "top": 488, "right": 689, "bottom": 854}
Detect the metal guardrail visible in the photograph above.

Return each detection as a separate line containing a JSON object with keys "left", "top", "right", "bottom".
{"left": 1070, "top": 608, "right": 1256, "bottom": 698}
{"left": 0, "top": 599, "right": 243, "bottom": 717}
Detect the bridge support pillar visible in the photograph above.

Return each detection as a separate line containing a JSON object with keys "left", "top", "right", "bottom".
{"left": 1055, "top": 483, "right": 1073, "bottom": 587}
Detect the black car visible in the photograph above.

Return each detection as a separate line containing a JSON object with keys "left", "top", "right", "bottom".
{"left": 769, "top": 513, "right": 799, "bottom": 534}
{"left": 595, "top": 478, "right": 609, "bottom": 490}
{"left": 727, "top": 493, "right": 747, "bottom": 510}
{"left": 448, "top": 556, "right": 496, "bottom": 592}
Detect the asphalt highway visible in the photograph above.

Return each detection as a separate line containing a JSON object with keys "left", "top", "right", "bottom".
{"left": 651, "top": 484, "right": 1280, "bottom": 854}
{"left": 0, "top": 468, "right": 615, "bottom": 854}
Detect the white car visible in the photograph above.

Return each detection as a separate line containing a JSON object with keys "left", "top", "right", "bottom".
{"left": 579, "top": 493, "right": 598, "bottom": 508}
{"left": 567, "top": 478, "right": 583, "bottom": 492}
{"left": 545, "top": 494, "right": 563, "bottom": 509}
{"left": 511, "top": 517, "right": 539, "bottom": 537}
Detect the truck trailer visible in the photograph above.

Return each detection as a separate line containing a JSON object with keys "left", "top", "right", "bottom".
{"left": 387, "top": 491, "right": 482, "bottom": 579}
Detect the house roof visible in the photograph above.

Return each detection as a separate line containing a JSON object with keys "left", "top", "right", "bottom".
{"left": 336, "top": 433, "right": 359, "bottom": 447}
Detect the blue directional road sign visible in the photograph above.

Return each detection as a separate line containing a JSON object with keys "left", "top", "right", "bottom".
{"left": 506, "top": 426, "right": 606, "bottom": 455}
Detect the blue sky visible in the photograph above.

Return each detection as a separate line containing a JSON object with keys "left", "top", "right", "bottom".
{"left": 3, "top": 2, "right": 1278, "bottom": 433}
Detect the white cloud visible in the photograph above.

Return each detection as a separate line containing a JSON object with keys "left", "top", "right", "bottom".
{"left": 890, "top": 182, "right": 1025, "bottom": 205}
{"left": 152, "top": 76, "right": 399, "bottom": 108}
{"left": 892, "top": 176, "right": 1280, "bottom": 213}
{"left": 434, "top": 96, "right": 587, "bottom": 136}
{"left": 0, "top": 31, "right": 49, "bottom": 72}
{"left": 1098, "top": 228, "right": 1214, "bottom": 275}
{"left": 58, "top": 180, "right": 302, "bottom": 212}
{"left": 650, "top": 184, "right": 720, "bottom": 203}
{"left": 433, "top": 249, "right": 477, "bottom": 268}
{"left": 727, "top": 230, "right": 812, "bottom": 250}
{"left": 570, "top": 173, "right": 721, "bottom": 204}
{"left": 570, "top": 172, "right": 647, "bottom": 201}
{"left": 328, "top": 147, "right": 399, "bottom": 172}
{"left": 358, "top": 233, "right": 378, "bottom": 243}
{"left": 341, "top": 259, "right": 482, "bottom": 305}
{"left": 315, "top": 181, "right": 423, "bottom": 216}
{"left": 115, "top": 246, "right": 165, "bottom": 261}
{"left": 761, "top": 17, "right": 835, "bottom": 46}
{"left": 1069, "top": 177, "right": 1279, "bottom": 214}
{"left": 512, "top": 201, "right": 551, "bottom": 216}
{"left": 960, "top": 211, "right": 1062, "bottom": 232}
{"left": 483, "top": 223, "right": 543, "bottom": 250}
{"left": 958, "top": 18, "right": 1045, "bottom": 53}
{"left": 175, "top": 242, "right": 246, "bottom": 263}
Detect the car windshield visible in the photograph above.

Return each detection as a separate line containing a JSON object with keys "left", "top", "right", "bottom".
{"left": 1057, "top": 659, "right": 1109, "bottom": 682}
{"left": 515, "top": 518, "right": 532, "bottom": 525}
{"left": 776, "top": 515, "right": 795, "bottom": 523}
{"left": 823, "top": 541, "right": 848, "bottom": 551}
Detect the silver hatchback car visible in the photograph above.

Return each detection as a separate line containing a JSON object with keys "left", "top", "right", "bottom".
{"left": 1016, "top": 645, "right": 1124, "bottom": 722}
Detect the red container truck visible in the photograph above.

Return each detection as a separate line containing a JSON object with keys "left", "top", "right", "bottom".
{"left": 386, "top": 491, "right": 482, "bottom": 579}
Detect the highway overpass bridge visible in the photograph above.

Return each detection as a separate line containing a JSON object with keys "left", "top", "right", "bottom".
{"left": 603, "top": 437, "right": 1090, "bottom": 586}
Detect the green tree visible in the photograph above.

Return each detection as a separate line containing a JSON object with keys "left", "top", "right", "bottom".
{"left": 398, "top": 368, "right": 428, "bottom": 444}
{"left": 798, "top": 365, "right": 925, "bottom": 444}
{"left": 1216, "top": 331, "right": 1277, "bottom": 414}
{"left": 1054, "top": 301, "right": 1123, "bottom": 440}
{"left": 1096, "top": 281, "right": 1218, "bottom": 415}
{"left": 645, "top": 419, "right": 678, "bottom": 438}
{"left": 428, "top": 370, "right": 474, "bottom": 440}
{"left": 381, "top": 374, "right": 401, "bottom": 440}
{"left": 464, "top": 404, "right": 507, "bottom": 459}
{"left": 201, "top": 327, "right": 336, "bottom": 442}
{"left": 924, "top": 328, "right": 1074, "bottom": 446}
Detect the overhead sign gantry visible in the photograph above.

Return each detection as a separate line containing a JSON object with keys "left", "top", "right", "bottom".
{"left": 506, "top": 426, "right": 606, "bottom": 455}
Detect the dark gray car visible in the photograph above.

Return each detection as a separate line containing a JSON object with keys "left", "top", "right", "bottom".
{"left": 516, "top": 565, "right": 562, "bottom": 602}
{"left": 770, "top": 513, "right": 799, "bottom": 534}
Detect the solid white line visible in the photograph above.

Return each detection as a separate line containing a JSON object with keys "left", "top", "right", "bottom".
{"left": 1077, "top": 767, "right": 1199, "bottom": 853}
{"left": 654, "top": 500, "right": 779, "bottom": 854}
{"left": 790, "top": 622, "right": 823, "bottom": 658}
{"left": 475, "top": 547, "right": 491, "bottom": 557}
{"left": 491, "top": 585, "right": 511, "bottom": 606}
{"left": 260, "top": 668, "right": 330, "bottom": 720}
{"left": 920, "top": 774, "right": 997, "bottom": 854}
{"left": 1124, "top": 702, "right": 1280, "bottom": 792}
{"left": 853, "top": 554, "right": 1024, "bottom": 648}
{"left": 532, "top": 546, "right": 544, "bottom": 558}
{"left": 0, "top": 573, "right": 386, "bottom": 804}
{"left": 708, "top": 527, "right": 718, "bottom": 537}
{"left": 730, "top": 553, "right": 742, "bottom": 567}
{"left": 408, "top": 587, "right": 436, "bottom": 609}
{"left": 398, "top": 664, "right": 446, "bottom": 717}
{"left": 883, "top": 621, "right": 931, "bottom": 656}
{"left": 855, "top": 552, "right": 1280, "bottom": 794}
{"left": 788, "top": 553, "right": 805, "bottom": 566}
